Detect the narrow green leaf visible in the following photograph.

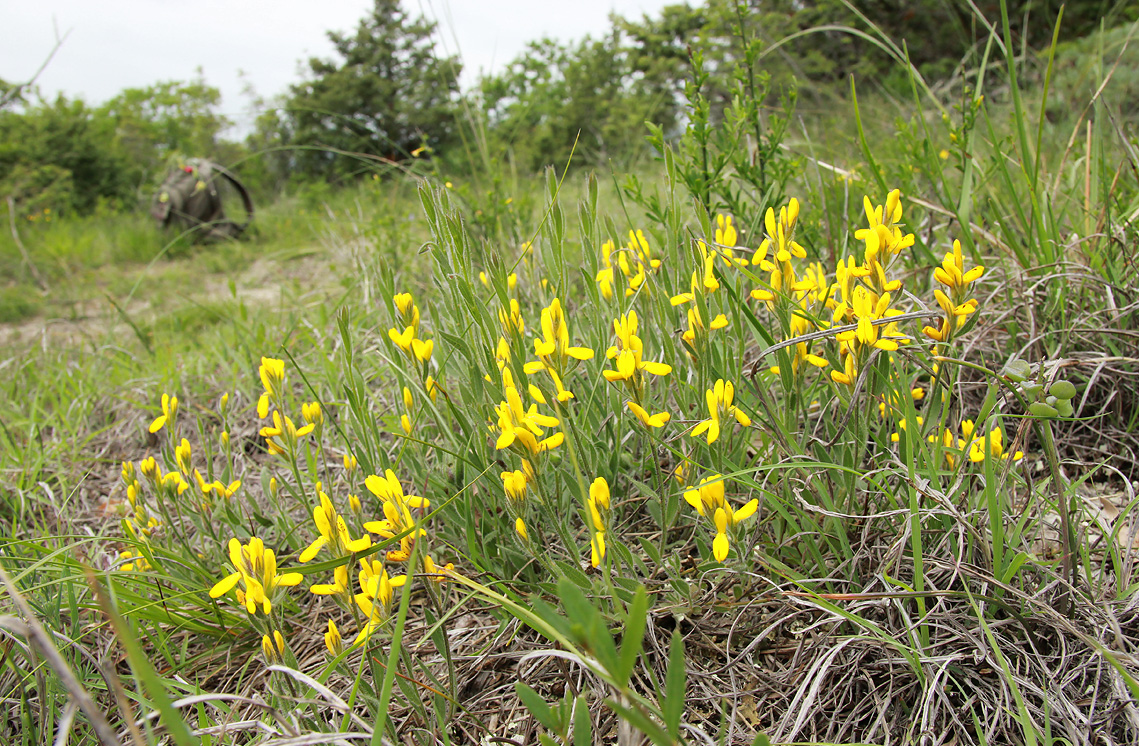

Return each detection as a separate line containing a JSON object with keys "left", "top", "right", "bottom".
{"left": 572, "top": 694, "right": 591, "bottom": 746}
{"left": 616, "top": 585, "right": 649, "bottom": 688}
{"left": 516, "top": 682, "right": 562, "bottom": 734}
{"left": 663, "top": 629, "right": 686, "bottom": 740}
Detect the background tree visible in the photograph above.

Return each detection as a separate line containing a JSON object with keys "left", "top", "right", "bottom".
{"left": 0, "top": 94, "right": 131, "bottom": 214}
{"left": 282, "top": 0, "right": 461, "bottom": 180}
{"left": 99, "top": 76, "right": 231, "bottom": 173}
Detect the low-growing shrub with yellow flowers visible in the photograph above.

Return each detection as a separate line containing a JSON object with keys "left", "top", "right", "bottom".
{"left": 113, "top": 175, "right": 1060, "bottom": 734}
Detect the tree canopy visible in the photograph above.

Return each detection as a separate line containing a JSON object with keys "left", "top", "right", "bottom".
{"left": 282, "top": 0, "right": 462, "bottom": 179}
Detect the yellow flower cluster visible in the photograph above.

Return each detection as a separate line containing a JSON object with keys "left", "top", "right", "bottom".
{"left": 929, "top": 420, "right": 1024, "bottom": 468}
{"left": 602, "top": 310, "right": 672, "bottom": 427}
{"left": 751, "top": 198, "right": 807, "bottom": 306}
{"left": 684, "top": 475, "right": 758, "bottom": 562}
{"left": 596, "top": 230, "right": 662, "bottom": 300}
{"left": 363, "top": 469, "right": 431, "bottom": 562}
{"left": 922, "top": 239, "right": 983, "bottom": 343}
{"left": 209, "top": 537, "right": 303, "bottom": 616}
{"left": 524, "top": 298, "right": 595, "bottom": 401}
{"left": 388, "top": 292, "right": 434, "bottom": 365}
{"left": 691, "top": 379, "right": 751, "bottom": 445}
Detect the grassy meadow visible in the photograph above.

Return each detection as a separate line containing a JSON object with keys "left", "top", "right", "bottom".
{"left": 1, "top": 12, "right": 1139, "bottom": 746}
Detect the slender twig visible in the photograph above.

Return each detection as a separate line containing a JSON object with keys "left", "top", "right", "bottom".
{"left": 0, "top": 25, "right": 70, "bottom": 109}
{"left": 6, "top": 196, "right": 49, "bottom": 292}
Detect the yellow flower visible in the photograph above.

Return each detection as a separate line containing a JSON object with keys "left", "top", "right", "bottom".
{"left": 673, "top": 460, "right": 692, "bottom": 487}
{"left": 393, "top": 293, "right": 420, "bottom": 332}
{"left": 928, "top": 426, "right": 960, "bottom": 468}
{"left": 923, "top": 239, "right": 983, "bottom": 343}
{"left": 492, "top": 383, "right": 563, "bottom": 457}
{"left": 626, "top": 401, "right": 670, "bottom": 428}
{"left": 525, "top": 298, "right": 594, "bottom": 400}
{"left": 585, "top": 477, "right": 612, "bottom": 568}
{"left": 423, "top": 554, "right": 454, "bottom": 583}
{"left": 854, "top": 190, "right": 914, "bottom": 266}
{"left": 834, "top": 286, "right": 908, "bottom": 352}
{"left": 750, "top": 198, "right": 805, "bottom": 305}
{"left": 364, "top": 469, "right": 429, "bottom": 510}
{"left": 596, "top": 265, "right": 616, "bottom": 300}
{"left": 175, "top": 438, "right": 192, "bottom": 475}
{"left": 299, "top": 491, "right": 372, "bottom": 562}
{"left": 690, "top": 380, "right": 751, "bottom": 445}
{"left": 714, "top": 214, "right": 743, "bottom": 255}
{"left": 261, "top": 630, "right": 285, "bottom": 664}
{"left": 480, "top": 270, "right": 518, "bottom": 292}
{"left": 602, "top": 311, "right": 671, "bottom": 401}
{"left": 683, "top": 475, "right": 758, "bottom": 562}
{"left": 389, "top": 326, "right": 415, "bottom": 355}
{"left": 257, "top": 357, "right": 285, "bottom": 419}
{"left": 118, "top": 550, "right": 151, "bottom": 573}
{"left": 680, "top": 305, "right": 728, "bottom": 348}
{"left": 353, "top": 560, "right": 408, "bottom": 644}
{"left": 627, "top": 229, "right": 662, "bottom": 270}
{"left": 302, "top": 401, "right": 323, "bottom": 428}
{"left": 324, "top": 619, "right": 344, "bottom": 656}
{"left": 206, "top": 479, "right": 242, "bottom": 500}
{"left": 603, "top": 231, "right": 661, "bottom": 298}
{"left": 670, "top": 250, "right": 720, "bottom": 306}
{"left": 363, "top": 470, "right": 429, "bottom": 561}
{"left": 209, "top": 537, "right": 303, "bottom": 615}
{"left": 501, "top": 470, "right": 528, "bottom": 505}
{"left": 515, "top": 517, "right": 529, "bottom": 541}
{"left": 596, "top": 240, "right": 618, "bottom": 299}
{"left": 140, "top": 456, "right": 160, "bottom": 481}
{"left": 344, "top": 453, "right": 358, "bottom": 472}
{"left": 259, "top": 410, "right": 315, "bottom": 457}
{"left": 400, "top": 386, "right": 414, "bottom": 435}
{"left": 830, "top": 341, "right": 859, "bottom": 386}
{"left": 590, "top": 531, "right": 606, "bottom": 568}
{"left": 310, "top": 563, "right": 351, "bottom": 598}
{"left": 148, "top": 393, "right": 178, "bottom": 434}
{"left": 588, "top": 477, "right": 611, "bottom": 528}
{"left": 412, "top": 337, "right": 434, "bottom": 363}
{"left": 967, "top": 426, "right": 1024, "bottom": 463}
{"left": 499, "top": 299, "right": 525, "bottom": 336}
{"left": 711, "top": 502, "right": 757, "bottom": 562}
{"left": 935, "top": 239, "right": 983, "bottom": 291}
{"left": 769, "top": 309, "right": 828, "bottom": 376}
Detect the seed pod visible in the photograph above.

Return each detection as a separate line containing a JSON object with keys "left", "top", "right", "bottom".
{"left": 1049, "top": 380, "right": 1077, "bottom": 400}
{"left": 1045, "top": 395, "right": 1058, "bottom": 407}
{"left": 1055, "top": 399, "right": 1074, "bottom": 418}
{"left": 1022, "top": 383, "right": 1043, "bottom": 397}
{"left": 1003, "top": 360, "right": 1032, "bottom": 382}
{"left": 1029, "top": 402, "right": 1058, "bottom": 418}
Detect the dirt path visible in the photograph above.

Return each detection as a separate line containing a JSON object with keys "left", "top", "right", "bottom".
{"left": 0, "top": 250, "right": 335, "bottom": 349}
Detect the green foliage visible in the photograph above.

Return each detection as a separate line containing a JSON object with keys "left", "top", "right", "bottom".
{"left": 477, "top": 24, "right": 693, "bottom": 172}
{"left": 0, "top": 95, "right": 133, "bottom": 214}
{"left": 282, "top": 0, "right": 461, "bottom": 180}
{"left": 0, "top": 76, "right": 235, "bottom": 217}
{"left": 99, "top": 76, "right": 232, "bottom": 169}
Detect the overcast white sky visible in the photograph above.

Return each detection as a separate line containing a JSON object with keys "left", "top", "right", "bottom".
{"left": 1, "top": 0, "right": 677, "bottom": 132}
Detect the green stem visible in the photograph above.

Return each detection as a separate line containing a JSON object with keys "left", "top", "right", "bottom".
{"left": 1038, "top": 420, "right": 1075, "bottom": 613}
